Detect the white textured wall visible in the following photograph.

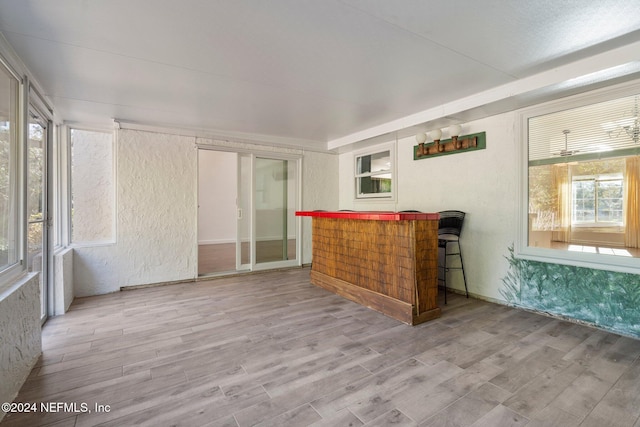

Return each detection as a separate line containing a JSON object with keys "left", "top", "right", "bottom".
{"left": 198, "top": 150, "right": 236, "bottom": 244}
{"left": 117, "top": 130, "right": 197, "bottom": 287}
{"left": 339, "top": 113, "right": 517, "bottom": 301}
{"left": 0, "top": 274, "right": 41, "bottom": 419}
{"left": 301, "top": 151, "right": 339, "bottom": 264}
{"left": 70, "top": 129, "right": 114, "bottom": 243}
{"left": 74, "top": 129, "right": 198, "bottom": 296}
{"left": 53, "top": 247, "right": 73, "bottom": 315}
{"left": 73, "top": 245, "right": 118, "bottom": 296}
{"left": 73, "top": 132, "right": 337, "bottom": 295}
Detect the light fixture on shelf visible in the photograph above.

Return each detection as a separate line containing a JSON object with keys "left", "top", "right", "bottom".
{"left": 415, "top": 124, "right": 479, "bottom": 158}
{"left": 449, "top": 124, "right": 462, "bottom": 149}
{"left": 430, "top": 129, "right": 443, "bottom": 153}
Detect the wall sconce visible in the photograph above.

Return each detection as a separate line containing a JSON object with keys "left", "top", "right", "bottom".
{"left": 414, "top": 126, "right": 485, "bottom": 159}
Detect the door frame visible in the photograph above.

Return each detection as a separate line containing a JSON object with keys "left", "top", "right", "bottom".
{"left": 196, "top": 145, "right": 302, "bottom": 275}
{"left": 28, "top": 88, "right": 53, "bottom": 323}
{"left": 251, "top": 154, "right": 302, "bottom": 272}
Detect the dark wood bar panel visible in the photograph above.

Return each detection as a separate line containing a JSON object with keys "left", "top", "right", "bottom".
{"left": 296, "top": 211, "right": 440, "bottom": 325}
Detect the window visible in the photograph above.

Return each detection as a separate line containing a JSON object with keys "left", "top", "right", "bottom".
{"left": 572, "top": 173, "right": 623, "bottom": 226}
{"left": 70, "top": 128, "right": 114, "bottom": 244}
{"left": 521, "top": 81, "right": 640, "bottom": 272}
{"left": 355, "top": 145, "right": 394, "bottom": 199}
{"left": 0, "top": 61, "right": 20, "bottom": 276}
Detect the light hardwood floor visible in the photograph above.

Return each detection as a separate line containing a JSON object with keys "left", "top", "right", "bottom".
{"left": 198, "top": 241, "right": 297, "bottom": 275}
{"left": 3, "top": 268, "right": 640, "bottom": 426}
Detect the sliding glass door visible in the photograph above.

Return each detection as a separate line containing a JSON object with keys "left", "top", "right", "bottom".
{"left": 198, "top": 149, "right": 300, "bottom": 276}
{"left": 254, "top": 157, "right": 297, "bottom": 265}
{"left": 237, "top": 154, "right": 300, "bottom": 271}
{"left": 237, "top": 153, "right": 251, "bottom": 271}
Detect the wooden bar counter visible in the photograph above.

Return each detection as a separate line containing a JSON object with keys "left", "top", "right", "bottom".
{"left": 296, "top": 210, "right": 441, "bottom": 325}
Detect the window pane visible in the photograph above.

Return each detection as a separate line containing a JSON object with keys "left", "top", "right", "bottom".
{"left": 596, "top": 180, "right": 623, "bottom": 222}
{"left": 0, "top": 66, "right": 18, "bottom": 272}
{"left": 357, "top": 150, "right": 390, "bottom": 175}
{"left": 572, "top": 180, "right": 595, "bottom": 223}
{"left": 356, "top": 154, "right": 370, "bottom": 175}
{"left": 525, "top": 89, "right": 640, "bottom": 263}
{"left": 71, "top": 129, "right": 114, "bottom": 243}
{"left": 28, "top": 123, "right": 44, "bottom": 222}
{"left": 358, "top": 175, "right": 392, "bottom": 195}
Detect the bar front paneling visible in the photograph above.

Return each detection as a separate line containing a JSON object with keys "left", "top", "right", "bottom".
{"left": 297, "top": 211, "right": 440, "bottom": 325}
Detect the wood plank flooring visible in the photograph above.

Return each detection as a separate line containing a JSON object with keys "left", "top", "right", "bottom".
{"left": 198, "top": 241, "right": 297, "bottom": 275}
{"left": 3, "top": 268, "right": 640, "bottom": 426}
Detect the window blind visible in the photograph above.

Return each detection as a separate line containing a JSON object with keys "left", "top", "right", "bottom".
{"left": 529, "top": 93, "right": 640, "bottom": 165}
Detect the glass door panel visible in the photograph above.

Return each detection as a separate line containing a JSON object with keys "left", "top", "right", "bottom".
{"left": 27, "top": 118, "right": 47, "bottom": 320}
{"left": 237, "top": 153, "right": 251, "bottom": 270}
{"left": 255, "top": 157, "right": 297, "bottom": 265}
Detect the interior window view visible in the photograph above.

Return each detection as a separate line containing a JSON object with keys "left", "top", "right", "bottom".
{"left": 3, "top": 3, "right": 640, "bottom": 427}
{"left": 528, "top": 93, "right": 640, "bottom": 258}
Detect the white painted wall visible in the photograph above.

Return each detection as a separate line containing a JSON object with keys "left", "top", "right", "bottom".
{"left": 198, "top": 150, "right": 236, "bottom": 244}
{"left": 339, "top": 113, "right": 518, "bottom": 301}
{"left": 0, "top": 273, "right": 41, "bottom": 419}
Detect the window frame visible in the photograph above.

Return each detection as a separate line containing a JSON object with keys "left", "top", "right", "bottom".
{"left": 0, "top": 55, "right": 26, "bottom": 286}
{"left": 353, "top": 142, "right": 395, "bottom": 200}
{"left": 517, "top": 78, "right": 640, "bottom": 274}
{"left": 571, "top": 173, "right": 623, "bottom": 227}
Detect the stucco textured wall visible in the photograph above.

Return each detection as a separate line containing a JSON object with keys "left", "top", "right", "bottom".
{"left": 73, "top": 131, "right": 337, "bottom": 295}
{"left": 70, "top": 129, "right": 114, "bottom": 243}
{"left": 0, "top": 274, "right": 41, "bottom": 417}
{"left": 74, "top": 129, "right": 197, "bottom": 296}
{"left": 53, "top": 247, "right": 74, "bottom": 315}
{"left": 117, "top": 130, "right": 197, "bottom": 287}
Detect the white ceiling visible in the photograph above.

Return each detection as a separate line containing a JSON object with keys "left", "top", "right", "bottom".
{"left": 1, "top": 1, "right": 640, "bottom": 151}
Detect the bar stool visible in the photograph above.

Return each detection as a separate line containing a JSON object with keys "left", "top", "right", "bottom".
{"left": 437, "top": 210, "right": 468, "bottom": 304}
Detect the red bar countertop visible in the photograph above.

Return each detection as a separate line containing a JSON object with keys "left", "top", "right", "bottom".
{"left": 295, "top": 210, "right": 439, "bottom": 221}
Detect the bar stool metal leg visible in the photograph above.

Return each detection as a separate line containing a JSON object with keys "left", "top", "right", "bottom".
{"left": 444, "top": 242, "right": 448, "bottom": 304}
{"left": 458, "top": 242, "right": 468, "bottom": 298}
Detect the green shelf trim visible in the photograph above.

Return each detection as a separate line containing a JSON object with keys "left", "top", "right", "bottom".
{"left": 413, "top": 131, "right": 486, "bottom": 161}
{"left": 529, "top": 146, "right": 640, "bottom": 167}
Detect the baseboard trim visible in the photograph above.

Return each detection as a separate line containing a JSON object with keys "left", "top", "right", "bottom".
{"left": 120, "top": 266, "right": 307, "bottom": 291}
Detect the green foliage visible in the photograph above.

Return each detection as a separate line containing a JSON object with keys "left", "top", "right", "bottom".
{"left": 501, "top": 245, "right": 640, "bottom": 337}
